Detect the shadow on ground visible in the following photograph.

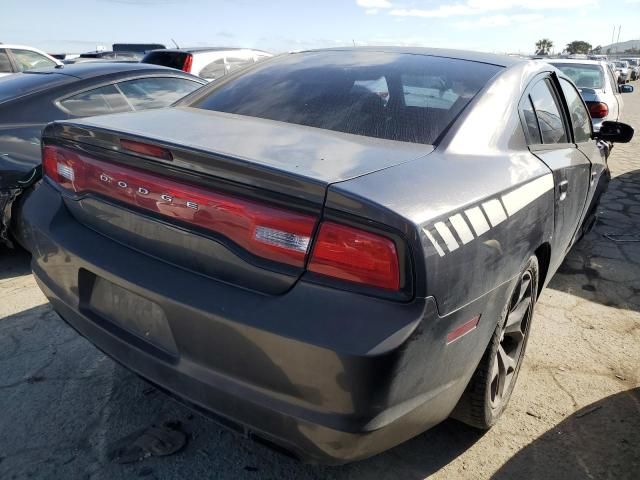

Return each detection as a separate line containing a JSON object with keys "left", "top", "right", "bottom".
{"left": 0, "top": 303, "right": 487, "bottom": 480}
{"left": 550, "top": 169, "right": 640, "bottom": 312}
{"left": 0, "top": 246, "right": 30, "bottom": 281}
{"left": 493, "top": 388, "right": 640, "bottom": 480}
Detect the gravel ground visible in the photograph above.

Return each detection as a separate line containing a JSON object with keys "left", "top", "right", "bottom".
{"left": 1, "top": 89, "right": 639, "bottom": 480}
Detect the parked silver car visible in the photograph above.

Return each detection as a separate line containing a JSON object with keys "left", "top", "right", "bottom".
{"left": 549, "top": 59, "right": 633, "bottom": 131}
{"left": 613, "top": 60, "right": 630, "bottom": 83}
{"left": 620, "top": 58, "right": 639, "bottom": 80}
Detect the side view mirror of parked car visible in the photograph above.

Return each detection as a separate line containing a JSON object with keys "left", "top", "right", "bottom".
{"left": 594, "top": 121, "right": 634, "bottom": 143}
{"left": 619, "top": 84, "right": 634, "bottom": 94}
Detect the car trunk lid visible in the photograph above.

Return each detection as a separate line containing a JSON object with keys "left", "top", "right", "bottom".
{"left": 42, "top": 108, "right": 431, "bottom": 294}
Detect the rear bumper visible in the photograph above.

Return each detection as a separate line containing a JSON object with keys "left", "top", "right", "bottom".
{"left": 24, "top": 183, "right": 504, "bottom": 463}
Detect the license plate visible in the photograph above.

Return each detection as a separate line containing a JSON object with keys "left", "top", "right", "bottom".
{"left": 88, "top": 276, "right": 178, "bottom": 355}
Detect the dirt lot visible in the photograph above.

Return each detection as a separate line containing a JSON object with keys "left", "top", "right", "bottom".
{"left": 1, "top": 91, "right": 639, "bottom": 480}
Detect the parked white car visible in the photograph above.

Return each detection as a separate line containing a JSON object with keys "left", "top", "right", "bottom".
{"left": 613, "top": 61, "right": 630, "bottom": 84}
{"left": 141, "top": 47, "right": 272, "bottom": 81}
{"left": 0, "top": 44, "right": 63, "bottom": 77}
{"left": 549, "top": 59, "right": 631, "bottom": 131}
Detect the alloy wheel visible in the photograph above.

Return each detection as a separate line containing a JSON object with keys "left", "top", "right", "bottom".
{"left": 489, "top": 270, "right": 534, "bottom": 410}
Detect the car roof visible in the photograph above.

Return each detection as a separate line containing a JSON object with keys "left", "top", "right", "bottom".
{"left": 544, "top": 59, "right": 607, "bottom": 66}
{"left": 26, "top": 62, "right": 199, "bottom": 79}
{"left": 149, "top": 47, "right": 271, "bottom": 55}
{"left": 293, "top": 46, "right": 524, "bottom": 67}
{"left": 0, "top": 44, "right": 49, "bottom": 50}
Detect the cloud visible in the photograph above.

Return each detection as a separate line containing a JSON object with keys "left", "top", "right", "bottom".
{"left": 365, "top": 8, "right": 379, "bottom": 14}
{"left": 389, "top": 0, "right": 597, "bottom": 18}
{"left": 356, "top": 0, "right": 392, "bottom": 8}
{"left": 455, "top": 13, "right": 544, "bottom": 28}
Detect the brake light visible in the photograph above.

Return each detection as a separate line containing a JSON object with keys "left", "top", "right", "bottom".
{"left": 182, "top": 53, "right": 193, "bottom": 73}
{"left": 587, "top": 102, "right": 609, "bottom": 118}
{"left": 308, "top": 222, "right": 400, "bottom": 291}
{"left": 120, "top": 139, "right": 172, "bottom": 160}
{"left": 42, "top": 145, "right": 315, "bottom": 267}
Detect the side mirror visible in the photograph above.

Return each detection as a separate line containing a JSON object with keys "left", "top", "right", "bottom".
{"left": 619, "top": 84, "right": 634, "bottom": 93}
{"left": 594, "top": 121, "right": 634, "bottom": 143}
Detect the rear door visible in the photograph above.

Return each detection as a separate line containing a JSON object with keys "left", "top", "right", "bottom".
{"left": 557, "top": 77, "right": 606, "bottom": 235}
{"left": 520, "top": 74, "right": 591, "bottom": 272}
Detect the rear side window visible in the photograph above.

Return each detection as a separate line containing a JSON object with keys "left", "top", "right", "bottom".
{"left": 117, "top": 77, "right": 202, "bottom": 110}
{"left": 143, "top": 51, "right": 189, "bottom": 70}
{"left": 59, "top": 84, "right": 131, "bottom": 116}
{"left": 529, "top": 79, "right": 568, "bottom": 144}
{"left": 11, "top": 49, "right": 57, "bottom": 71}
{"left": 559, "top": 78, "right": 591, "bottom": 143}
{"left": 192, "top": 51, "right": 501, "bottom": 145}
{"left": 0, "top": 49, "right": 12, "bottom": 73}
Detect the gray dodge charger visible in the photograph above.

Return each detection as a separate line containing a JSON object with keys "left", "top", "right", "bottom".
{"left": 22, "top": 48, "right": 633, "bottom": 464}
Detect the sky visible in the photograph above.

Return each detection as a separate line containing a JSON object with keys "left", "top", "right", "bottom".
{"left": 3, "top": 0, "right": 640, "bottom": 55}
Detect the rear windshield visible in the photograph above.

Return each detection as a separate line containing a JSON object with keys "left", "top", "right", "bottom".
{"left": 143, "top": 51, "right": 189, "bottom": 70}
{"left": 0, "top": 72, "right": 72, "bottom": 103}
{"left": 551, "top": 63, "right": 604, "bottom": 89}
{"left": 191, "top": 51, "right": 502, "bottom": 145}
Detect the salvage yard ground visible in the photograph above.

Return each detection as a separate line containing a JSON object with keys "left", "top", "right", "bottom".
{"left": 1, "top": 91, "right": 639, "bottom": 479}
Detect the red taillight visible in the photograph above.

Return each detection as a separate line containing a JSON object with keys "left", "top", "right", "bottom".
{"left": 120, "top": 139, "right": 172, "bottom": 160}
{"left": 43, "top": 145, "right": 404, "bottom": 291}
{"left": 182, "top": 53, "right": 193, "bottom": 73}
{"left": 308, "top": 222, "right": 400, "bottom": 291}
{"left": 42, "top": 145, "right": 315, "bottom": 267}
{"left": 587, "top": 102, "right": 609, "bottom": 118}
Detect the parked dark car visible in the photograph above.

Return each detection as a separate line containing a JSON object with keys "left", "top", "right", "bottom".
{"left": 0, "top": 62, "right": 206, "bottom": 246}
{"left": 67, "top": 51, "right": 142, "bottom": 64}
{"left": 24, "top": 48, "right": 633, "bottom": 464}
{"left": 113, "top": 43, "right": 166, "bottom": 54}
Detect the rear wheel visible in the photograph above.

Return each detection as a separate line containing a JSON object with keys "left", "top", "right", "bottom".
{"left": 452, "top": 256, "right": 538, "bottom": 429}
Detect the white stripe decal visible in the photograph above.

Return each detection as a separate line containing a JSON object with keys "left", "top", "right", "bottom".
{"left": 464, "top": 207, "right": 490, "bottom": 237}
{"left": 449, "top": 213, "right": 474, "bottom": 244}
{"left": 435, "top": 222, "right": 459, "bottom": 252}
{"left": 423, "top": 228, "right": 445, "bottom": 257}
{"left": 482, "top": 199, "right": 507, "bottom": 227}
{"left": 501, "top": 174, "right": 554, "bottom": 217}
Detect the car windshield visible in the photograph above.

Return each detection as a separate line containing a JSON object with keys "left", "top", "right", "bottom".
{"left": 615, "top": 62, "right": 628, "bottom": 68}
{"left": 550, "top": 63, "right": 604, "bottom": 89}
{"left": 191, "top": 51, "right": 502, "bottom": 145}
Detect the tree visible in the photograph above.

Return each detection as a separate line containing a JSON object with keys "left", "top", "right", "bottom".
{"left": 591, "top": 45, "right": 602, "bottom": 54}
{"left": 535, "top": 38, "right": 553, "bottom": 55}
{"left": 565, "top": 40, "right": 592, "bottom": 55}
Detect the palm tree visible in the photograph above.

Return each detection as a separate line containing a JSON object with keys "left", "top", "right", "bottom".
{"left": 535, "top": 39, "right": 554, "bottom": 56}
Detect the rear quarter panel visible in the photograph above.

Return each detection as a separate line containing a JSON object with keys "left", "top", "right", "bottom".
{"left": 325, "top": 62, "right": 555, "bottom": 316}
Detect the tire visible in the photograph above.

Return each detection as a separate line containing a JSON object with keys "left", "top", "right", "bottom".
{"left": 452, "top": 255, "right": 539, "bottom": 429}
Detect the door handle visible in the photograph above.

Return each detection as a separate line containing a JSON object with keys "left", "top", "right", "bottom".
{"left": 591, "top": 171, "right": 598, "bottom": 185}
{"left": 558, "top": 180, "right": 569, "bottom": 201}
